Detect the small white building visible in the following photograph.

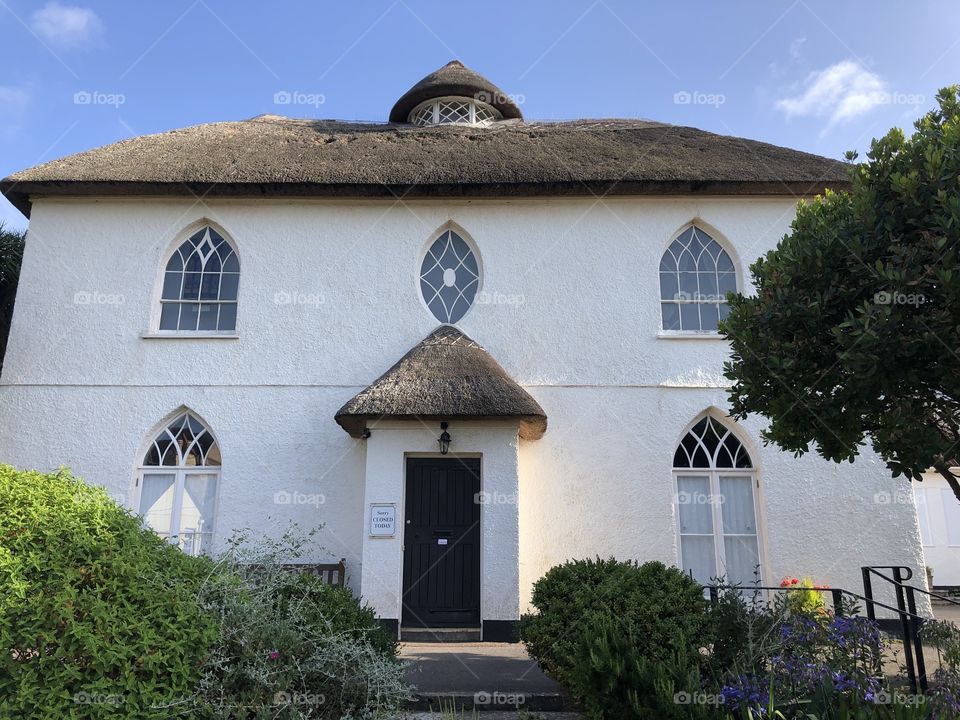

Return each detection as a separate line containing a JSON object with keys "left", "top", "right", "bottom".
{"left": 0, "top": 61, "right": 930, "bottom": 639}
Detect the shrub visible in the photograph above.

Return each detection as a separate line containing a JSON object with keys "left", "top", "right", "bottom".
{"left": 519, "top": 558, "right": 709, "bottom": 701}
{"left": 193, "top": 529, "right": 407, "bottom": 719}
{"left": 0, "top": 466, "right": 217, "bottom": 719}
{"left": 568, "top": 613, "right": 710, "bottom": 720}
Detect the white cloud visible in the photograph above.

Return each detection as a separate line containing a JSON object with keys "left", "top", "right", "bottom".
{"left": 30, "top": 2, "right": 103, "bottom": 49}
{"left": 0, "top": 85, "right": 32, "bottom": 140}
{"left": 0, "top": 85, "right": 31, "bottom": 112}
{"left": 776, "top": 60, "right": 887, "bottom": 128}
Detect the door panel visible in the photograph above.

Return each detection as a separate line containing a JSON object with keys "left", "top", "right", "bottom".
{"left": 402, "top": 458, "right": 481, "bottom": 627}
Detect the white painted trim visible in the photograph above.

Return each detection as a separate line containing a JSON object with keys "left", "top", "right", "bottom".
{"left": 148, "top": 219, "right": 242, "bottom": 335}
{"left": 657, "top": 332, "right": 726, "bottom": 340}
{"left": 142, "top": 333, "right": 239, "bottom": 340}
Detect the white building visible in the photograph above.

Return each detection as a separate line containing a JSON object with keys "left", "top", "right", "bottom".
{"left": 0, "top": 61, "right": 930, "bottom": 640}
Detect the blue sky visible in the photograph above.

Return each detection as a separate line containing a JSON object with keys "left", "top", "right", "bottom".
{"left": 1, "top": 0, "right": 957, "bottom": 229}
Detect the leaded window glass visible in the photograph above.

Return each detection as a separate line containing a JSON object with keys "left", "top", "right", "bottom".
{"left": 659, "top": 226, "right": 736, "bottom": 333}
{"left": 419, "top": 230, "right": 480, "bottom": 324}
{"left": 673, "top": 415, "right": 759, "bottom": 586}
{"left": 408, "top": 98, "right": 502, "bottom": 126}
{"left": 138, "top": 411, "right": 220, "bottom": 556}
{"left": 159, "top": 226, "right": 239, "bottom": 332}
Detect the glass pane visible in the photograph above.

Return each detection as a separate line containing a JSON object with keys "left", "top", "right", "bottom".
{"left": 220, "top": 273, "right": 239, "bottom": 301}
{"left": 941, "top": 489, "right": 960, "bottom": 545}
{"left": 181, "top": 272, "right": 201, "bottom": 300}
{"left": 199, "top": 273, "right": 220, "bottom": 300}
{"left": 680, "top": 535, "right": 716, "bottom": 585}
{"left": 914, "top": 487, "right": 932, "bottom": 546}
{"left": 162, "top": 271, "right": 182, "bottom": 300}
{"left": 700, "top": 303, "right": 720, "bottom": 332}
{"left": 678, "top": 271, "right": 698, "bottom": 297}
{"left": 661, "top": 303, "right": 680, "bottom": 331}
{"left": 679, "top": 303, "right": 700, "bottom": 331}
{"left": 159, "top": 303, "right": 179, "bottom": 330}
{"left": 217, "top": 303, "right": 237, "bottom": 331}
{"left": 719, "top": 476, "right": 756, "bottom": 534}
{"left": 676, "top": 476, "right": 714, "bottom": 533}
{"left": 178, "top": 533, "right": 213, "bottom": 557}
{"left": 718, "top": 272, "right": 737, "bottom": 295}
{"left": 660, "top": 272, "right": 679, "bottom": 301}
{"left": 139, "top": 473, "right": 176, "bottom": 534}
{"left": 178, "top": 303, "right": 200, "bottom": 331}
{"left": 722, "top": 535, "right": 760, "bottom": 585}
{"left": 197, "top": 303, "right": 219, "bottom": 331}
{"left": 180, "top": 473, "right": 217, "bottom": 538}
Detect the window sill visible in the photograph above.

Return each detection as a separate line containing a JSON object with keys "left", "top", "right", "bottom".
{"left": 657, "top": 332, "right": 726, "bottom": 340}
{"left": 142, "top": 332, "right": 239, "bottom": 340}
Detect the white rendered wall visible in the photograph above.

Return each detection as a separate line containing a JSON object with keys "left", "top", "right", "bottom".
{"left": 916, "top": 472, "right": 960, "bottom": 587}
{"left": 0, "top": 195, "right": 929, "bottom": 614}
{"left": 359, "top": 421, "right": 519, "bottom": 626}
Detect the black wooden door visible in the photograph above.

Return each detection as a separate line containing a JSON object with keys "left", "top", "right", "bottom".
{"left": 402, "top": 457, "right": 481, "bottom": 628}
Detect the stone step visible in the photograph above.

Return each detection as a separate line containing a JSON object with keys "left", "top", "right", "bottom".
{"left": 401, "top": 627, "right": 482, "bottom": 643}
{"left": 405, "top": 691, "right": 569, "bottom": 712}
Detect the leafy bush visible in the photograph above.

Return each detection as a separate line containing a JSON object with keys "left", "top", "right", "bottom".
{"left": 569, "top": 613, "right": 709, "bottom": 720}
{"left": 193, "top": 529, "right": 406, "bottom": 719}
{"left": 519, "top": 558, "right": 708, "bottom": 708}
{"left": 0, "top": 466, "right": 217, "bottom": 719}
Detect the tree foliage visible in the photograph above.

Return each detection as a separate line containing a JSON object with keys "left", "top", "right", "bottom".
{"left": 0, "top": 222, "right": 25, "bottom": 374}
{"left": 721, "top": 86, "right": 960, "bottom": 500}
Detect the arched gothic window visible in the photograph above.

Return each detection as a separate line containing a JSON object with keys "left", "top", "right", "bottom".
{"left": 136, "top": 411, "right": 220, "bottom": 555}
{"left": 673, "top": 416, "right": 760, "bottom": 586}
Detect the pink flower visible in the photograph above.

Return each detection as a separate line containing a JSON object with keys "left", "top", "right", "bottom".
{"left": 268, "top": 651, "right": 280, "bottom": 660}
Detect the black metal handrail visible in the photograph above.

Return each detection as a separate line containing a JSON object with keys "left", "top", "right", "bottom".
{"left": 708, "top": 567, "right": 950, "bottom": 695}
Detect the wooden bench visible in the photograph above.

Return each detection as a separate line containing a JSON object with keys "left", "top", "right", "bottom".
{"left": 280, "top": 559, "right": 346, "bottom": 587}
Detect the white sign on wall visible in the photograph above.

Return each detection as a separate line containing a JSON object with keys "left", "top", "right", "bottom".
{"left": 369, "top": 504, "right": 397, "bottom": 537}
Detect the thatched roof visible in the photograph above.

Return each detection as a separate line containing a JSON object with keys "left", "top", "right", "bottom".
{"left": 1, "top": 115, "right": 849, "bottom": 217}
{"left": 335, "top": 325, "right": 547, "bottom": 440}
{"left": 389, "top": 60, "right": 523, "bottom": 122}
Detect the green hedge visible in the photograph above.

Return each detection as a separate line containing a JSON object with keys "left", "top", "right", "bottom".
{"left": 0, "top": 465, "right": 216, "bottom": 719}
{"left": 520, "top": 558, "right": 709, "bottom": 718}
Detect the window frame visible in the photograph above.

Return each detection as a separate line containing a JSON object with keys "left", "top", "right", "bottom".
{"left": 658, "top": 224, "right": 739, "bottom": 338}
{"left": 674, "top": 468, "right": 761, "bottom": 586}
{"left": 417, "top": 226, "right": 483, "bottom": 324}
{"left": 408, "top": 96, "right": 502, "bottom": 126}
{"left": 672, "top": 416, "right": 763, "bottom": 587}
{"left": 149, "top": 222, "right": 241, "bottom": 338}
{"left": 134, "top": 411, "right": 222, "bottom": 556}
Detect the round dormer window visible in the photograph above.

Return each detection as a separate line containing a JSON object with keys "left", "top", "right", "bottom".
{"left": 409, "top": 96, "right": 502, "bottom": 126}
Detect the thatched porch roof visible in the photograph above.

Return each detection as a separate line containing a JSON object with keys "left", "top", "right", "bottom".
{"left": 335, "top": 326, "right": 547, "bottom": 440}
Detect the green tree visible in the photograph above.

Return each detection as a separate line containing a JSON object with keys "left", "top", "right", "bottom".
{"left": 721, "top": 86, "right": 960, "bottom": 502}
{"left": 0, "top": 222, "right": 25, "bottom": 374}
